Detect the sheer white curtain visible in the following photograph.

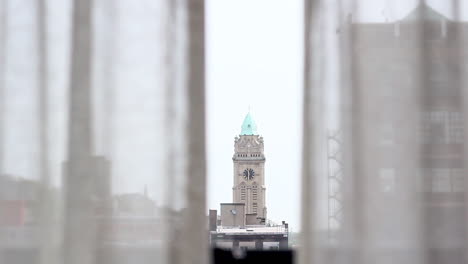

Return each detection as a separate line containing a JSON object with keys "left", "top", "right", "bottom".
{"left": 0, "top": 0, "right": 207, "bottom": 264}
{"left": 301, "top": 0, "right": 468, "bottom": 264}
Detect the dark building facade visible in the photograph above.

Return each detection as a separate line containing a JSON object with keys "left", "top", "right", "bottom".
{"left": 345, "top": 4, "right": 468, "bottom": 262}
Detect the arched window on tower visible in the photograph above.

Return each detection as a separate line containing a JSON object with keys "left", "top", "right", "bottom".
{"left": 252, "top": 182, "right": 258, "bottom": 200}
{"left": 240, "top": 184, "right": 246, "bottom": 200}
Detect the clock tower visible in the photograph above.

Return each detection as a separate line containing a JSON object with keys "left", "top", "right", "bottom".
{"left": 232, "top": 112, "right": 267, "bottom": 220}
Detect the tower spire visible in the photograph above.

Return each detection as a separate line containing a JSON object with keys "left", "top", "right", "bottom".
{"left": 240, "top": 111, "right": 258, "bottom": 135}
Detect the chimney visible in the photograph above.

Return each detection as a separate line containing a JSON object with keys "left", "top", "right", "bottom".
{"left": 209, "top": 210, "right": 217, "bottom": 231}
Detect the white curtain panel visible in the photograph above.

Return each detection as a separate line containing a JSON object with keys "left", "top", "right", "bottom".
{"left": 301, "top": 0, "right": 468, "bottom": 264}
{"left": 0, "top": 0, "right": 207, "bottom": 264}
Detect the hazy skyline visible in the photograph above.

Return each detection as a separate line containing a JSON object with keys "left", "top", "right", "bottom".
{"left": 2, "top": 0, "right": 468, "bottom": 232}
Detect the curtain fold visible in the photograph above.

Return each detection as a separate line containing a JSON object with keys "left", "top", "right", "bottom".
{"left": 0, "top": 0, "right": 207, "bottom": 263}
{"left": 302, "top": 1, "right": 467, "bottom": 264}
{"left": 0, "top": 0, "right": 5, "bottom": 176}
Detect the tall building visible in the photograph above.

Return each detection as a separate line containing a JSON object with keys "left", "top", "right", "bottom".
{"left": 343, "top": 3, "right": 468, "bottom": 257}
{"left": 232, "top": 112, "right": 267, "bottom": 219}
{"left": 210, "top": 112, "right": 289, "bottom": 250}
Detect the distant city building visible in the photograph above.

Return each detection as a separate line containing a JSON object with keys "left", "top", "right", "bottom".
{"left": 0, "top": 175, "right": 39, "bottom": 227}
{"left": 0, "top": 175, "right": 56, "bottom": 249}
{"left": 210, "top": 112, "right": 288, "bottom": 250}
{"left": 341, "top": 3, "right": 467, "bottom": 259}
{"left": 232, "top": 112, "right": 267, "bottom": 220}
{"left": 113, "top": 191, "right": 156, "bottom": 217}
{"left": 220, "top": 203, "right": 246, "bottom": 228}
{"left": 99, "top": 192, "right": 176, "bottom": 246}
{"left": 62, "top": 155, "right": 112, "bottom": 202}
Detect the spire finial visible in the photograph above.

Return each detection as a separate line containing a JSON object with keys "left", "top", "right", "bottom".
{"left": 240, "top": 111, "right": 258, "bottom": 135}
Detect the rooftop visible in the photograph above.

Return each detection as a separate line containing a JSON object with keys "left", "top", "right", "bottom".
{"left": 216, "top": 225, "right": 288, "bottom": 236}
{"left": 402, "top": 3, "right": 449, "bottom": 22}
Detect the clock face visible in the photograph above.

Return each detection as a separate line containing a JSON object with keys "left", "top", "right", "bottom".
{"left": 243, "top": 168, "right": 255, "bottom": 180}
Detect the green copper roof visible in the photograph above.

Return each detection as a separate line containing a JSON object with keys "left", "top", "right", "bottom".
{"left": 240, "top": 112, "right": 257, "bottom": 135}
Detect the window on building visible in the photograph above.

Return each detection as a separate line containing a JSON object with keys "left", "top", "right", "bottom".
{"left": 252, "top": 202, "right": 257, "bottom": 213}
{"left": 431, "top": 169, "right": 451, "bottom": 192}
{"left": 252, "top": 188, "right": 257, "bottom": 200}
{"left": 421, "top": 111, "right": 463, "bottom": 144}
{"left": 428, "top": 62, "right": 458, "bottom": 96}
{"left": 452, "top": 168, "right": 465, "bottom": 192}
{"left": 448, "top": 112, "right": 463, "bottom": 143}
{"left": 420, "top": 168, "right": 465, "bottom": 193}
{"left": 379, "top": 168, "right": 396, "bottom": 193}
{"left": 379, "top": 124, "right": 395, "bottom": 146}
{"left": 241, "top": 187, "right": 246, "bottom": 200}
{"left": 421, "top": 112, "right": 445, "bottom": 144}
{"left": 419, "top": 168, "right": 432, "bottom": 192}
